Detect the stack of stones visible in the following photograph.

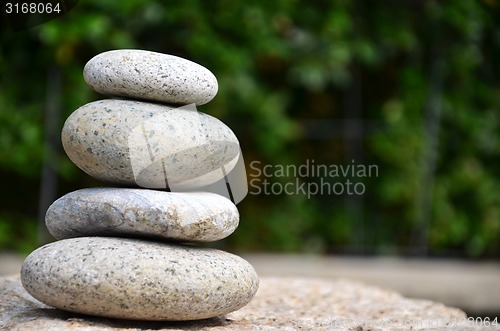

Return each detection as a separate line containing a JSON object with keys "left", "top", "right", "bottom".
{"left": 20, "top": 50, "right": 259, "bottom": 321}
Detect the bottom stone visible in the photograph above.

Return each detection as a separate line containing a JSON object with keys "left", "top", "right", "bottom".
{"left": 2, "top": 276, "right": 490, "bottom": 331}
{"left": 20, "top": 237, "right": 259, "bottom": 321}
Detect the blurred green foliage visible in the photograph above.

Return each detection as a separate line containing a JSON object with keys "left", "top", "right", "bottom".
{"left": 0, "top": 0, "right": 499, "bottom": 257}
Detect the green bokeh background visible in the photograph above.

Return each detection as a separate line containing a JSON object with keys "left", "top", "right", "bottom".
{"left": 1, "top": 0, "right": 499, "bottom": 258}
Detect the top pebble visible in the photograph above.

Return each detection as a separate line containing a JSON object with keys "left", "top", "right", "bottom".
{"left": 83, "top": 50, "right": 218, "bottom": 106}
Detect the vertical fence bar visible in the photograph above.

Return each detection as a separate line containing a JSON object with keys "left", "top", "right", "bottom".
{"left": 412, "top": 54, "right": 445, "bottom": 255}
{"left": 38, "top": 64, "right": 62, "bottom": 245}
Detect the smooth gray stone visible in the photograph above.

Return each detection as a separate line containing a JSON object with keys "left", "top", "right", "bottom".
{"left": 20, "top": 237, "right": 259, "bottom": 321}
{"left": 84, "top": 49, "right": 218, "bottom": 106}
{"left": 62, "top": 99, "right": 239, "bottom": 189}
{"left": 46, "top": 188, "right": 239, "bottom": 242}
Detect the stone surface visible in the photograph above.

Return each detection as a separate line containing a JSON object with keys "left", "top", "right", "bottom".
{"left": 20, "top": 237, "right": 259, "bottom": 321}
{"left": 46, "top": 188, "right": 239, "bottom": 242}
{"left": 84, "top": 49, "right": 218, "bottom": 106}
{"left": 62, "top": 99, "right": 240, "bottom": 189}
{"left": 3, "top": 275, "right": 492, "bottom": 331}
{"left": 242, "top": 254, "right": 500, "bottom": 317}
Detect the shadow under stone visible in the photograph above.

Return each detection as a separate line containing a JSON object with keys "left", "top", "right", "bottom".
{"left": 29, "top": 307, "right": 232, "bottom": 330}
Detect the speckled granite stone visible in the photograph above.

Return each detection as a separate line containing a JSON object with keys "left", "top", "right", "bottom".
{"left": 62, "top": 99, "right": 239, "bottom": 189}
{"left": 20, "top": 237, "right": 259, "bottom": 321}
{"left": 83, "top": 50, "right": 218, "bottom": 106}
{"left": 3, "top": 275, "right": 489, "bottom": 331}
{"left": 45, "top": 188, "right": 239, "bottom": 242}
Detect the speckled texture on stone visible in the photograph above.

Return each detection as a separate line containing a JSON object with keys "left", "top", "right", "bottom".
{"left": 45, "top": 188, "right": 239, "bottom": 242}
{"left": 20, "top": 237, "right": 259, "bottom": 321}
{"left": 83, "top": 49, "right": 218, "bottom": 106}
{"left": 3, "top": 276, "right": 490, "bottom": 331}
{"left": 62, "top": 99, "right": 239, "bottom": 189}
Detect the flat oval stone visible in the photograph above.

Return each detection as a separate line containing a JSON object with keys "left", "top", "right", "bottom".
{"left": 21, "top": 237, "right": 259, "bottom": 321}
{"left": 83, "top": 50, "right": 218, "bottom": 105}
{"left": 62, "top": 99, "right": 240, "bottom": 189}
{"left": 46, "top": 188, "right": 238, "bottom": 242}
